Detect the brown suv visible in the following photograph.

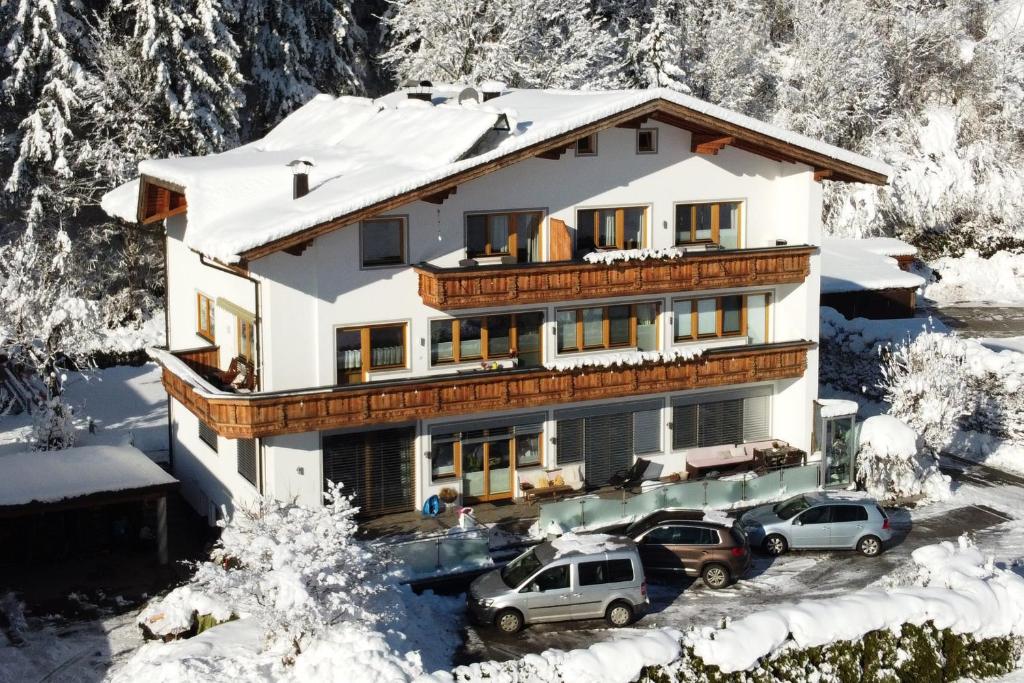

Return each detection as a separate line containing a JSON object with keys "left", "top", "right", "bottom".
{"left": 625, "top": 510, "right": 750, "bottom": 588}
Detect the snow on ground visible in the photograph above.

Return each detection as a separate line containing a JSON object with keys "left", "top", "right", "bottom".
{"left": 924, "top": 250, "right": 1024, "bottom": 306}
{"left": 0, "top": 363, "right": 168, "bottom": 460}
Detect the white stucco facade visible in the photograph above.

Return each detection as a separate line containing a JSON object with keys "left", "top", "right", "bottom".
{"left": 161, "top": 121, "right": 827, "bottom": 518}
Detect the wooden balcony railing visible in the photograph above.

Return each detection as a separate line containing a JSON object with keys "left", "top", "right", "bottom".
{"left": 159, "top": 340, "right": 813, "bottom": 439}
{"left": 415, "top": 245, "right": 814, "bottom": 310}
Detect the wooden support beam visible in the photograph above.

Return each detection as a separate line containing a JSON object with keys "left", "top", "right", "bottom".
{"left": 691, "top": 134, "right": 735, "bottom": 155}
{"left": 615, "top": 116, "right": 648, "bottom": 129}
{"left": 535, "top": 143, "right": 572, "bottom": 160}
{"left": 283, "top": 240, "right": 313, "bottom": 256}
{"left": 422, "top": 186, "right": 457, "bottom": 204}
{"left": 814, "top": 169, "right": 834, "bottom": 182}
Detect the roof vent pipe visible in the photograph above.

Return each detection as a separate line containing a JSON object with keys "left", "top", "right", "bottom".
{"left": 287, "top": 158, "right": 314, "bottom": 199}
{"left": 407, "top": 79, "right": 434, "bottom": 103}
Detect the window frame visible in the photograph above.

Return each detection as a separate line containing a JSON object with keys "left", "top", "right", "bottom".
{"left": 196, "top": 292, "right": 215, "bottom": 342}
{"left": 237, "top": 317, "right": 255, "bottom": 362}
{"left": 575, "top": 133, "right": 598, "bottom": 156}
{"left": 636, "top": 127, "right": 658, "bottom": 154}
{"left": 359, "top": 215, "right": 408, "bottom": 269}
{"left": 465, "top": 210, "right": 544, "bottom": 261}
{"left": 556, "top": 301, "right": 661, "bottom": 354}
{"left": 575, "top": 204, "right": 649, "bottom": 252}
{"left": 335, "top": 322, "right": 409, "bottom": 384}
{"left": 429, "top": 311, "right": 544, "bottom": 366}
{"left": 673, "top": 200, "right": 743, "bottom": 248}
{"left": 429, "top": 426, "right": 544, "bottom": 482}
{"left": 672, "top": 292, "right": 772, "bottom": 343}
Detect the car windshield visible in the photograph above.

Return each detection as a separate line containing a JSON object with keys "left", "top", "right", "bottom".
{"left": 774, "top": 495, "right": 811, "bottom": 520}
{"left": 500, "top": 548, "right": 544, "bottom": 588}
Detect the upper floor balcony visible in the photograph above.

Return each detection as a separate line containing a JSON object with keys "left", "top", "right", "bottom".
{"left": 157, "top": 339, "right": 813, "bottom": 439}
{"left": 415, "top": 243, "right": 814, "bottom": 311}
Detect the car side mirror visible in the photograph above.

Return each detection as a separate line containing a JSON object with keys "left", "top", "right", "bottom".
{"left": 530, "top": 582, "right": 542, "bottom": 593}
{"left": 793, "top": 519, "right": 803, "bottom": 526}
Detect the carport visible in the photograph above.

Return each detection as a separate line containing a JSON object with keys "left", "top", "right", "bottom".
{"left": 0, "top": 445, "right": 179, "bottom": 567}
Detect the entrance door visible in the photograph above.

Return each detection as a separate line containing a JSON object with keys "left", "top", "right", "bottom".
{"left": 322, "top": 427, "right": 415, "bottom": 516}
{"left": 461, "top": 431, "right": 516, "bottom": 503}
{"left": 824, "top": 417, "right": 855, "bottom": 487}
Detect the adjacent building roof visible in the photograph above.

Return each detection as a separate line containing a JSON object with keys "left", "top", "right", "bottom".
{"left": 101, "top": 86, "right": 893, "bottom": 264}
{"left": 820, "top": 237, "right": 925, "bottom": 294}
{"left": 0, "top": 445, "right": 178, "bottom": 513}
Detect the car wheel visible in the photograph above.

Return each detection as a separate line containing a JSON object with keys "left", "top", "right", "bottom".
{"left": 605, "top": 601, "right": 634, "bottom": 627}
{"left": 764, "top": 534, "right": 788, "bottom": 556}
{"left": 495, "top": 608, "right": 524, "bottom": 634}
{"left": 701, "top": 563, "right": 731, "bottom": 589}
{"left": 858, "top": 535, "right": 883, "bottom": 557}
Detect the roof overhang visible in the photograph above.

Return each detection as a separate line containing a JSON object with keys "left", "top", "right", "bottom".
{"left": 235, "top": 98, "right": 888, "bottom": 261}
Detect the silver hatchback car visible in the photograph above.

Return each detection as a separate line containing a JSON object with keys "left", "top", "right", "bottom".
{"left": 739, "top": 493, "right": 893, "bottom": 557}
{"left": 467, "top": 534, "right": 648, "bottom": 633}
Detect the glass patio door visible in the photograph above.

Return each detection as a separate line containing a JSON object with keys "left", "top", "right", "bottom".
{"left": 824, "top": 417, "right": 856, "bottom": 487}
{"left": 461, "top": 430, "right": 515, "bottom": 502}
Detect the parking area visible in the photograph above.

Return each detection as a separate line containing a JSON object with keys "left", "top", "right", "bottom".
{"left": 455, "top": 457, "right": 1023, "bottom": 664}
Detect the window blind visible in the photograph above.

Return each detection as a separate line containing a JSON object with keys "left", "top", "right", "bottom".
{"left": 633, "top": 409, "right": 662, "bottom": 455}
{"left": 323, "top": 428, "right": 415, "bottom": 516}
{"left": 237, "top": 439, "right": 258, "bottom": 488}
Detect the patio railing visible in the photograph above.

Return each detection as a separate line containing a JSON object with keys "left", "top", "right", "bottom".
{"left": 378, "top": 532, "right": 493, "bottom": 580}
{"left": 538, "top": 463, "right": 822, "bottom": 532}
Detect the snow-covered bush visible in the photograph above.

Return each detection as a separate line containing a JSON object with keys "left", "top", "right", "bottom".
{"left": 855, "top": 415, "right": 951, "bottom": 502}
{"left": 880, "top": 331, "right": 971, "bottom": 452}
{"left": 30, "top": 397, "right": 76, "bottom": 451}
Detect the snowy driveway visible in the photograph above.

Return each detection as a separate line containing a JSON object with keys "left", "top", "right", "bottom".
{"left": 458, "top": 458, "right": 1024, "bottom": 664}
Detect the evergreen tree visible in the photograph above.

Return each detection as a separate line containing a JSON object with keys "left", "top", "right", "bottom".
{"left": 235, "top": 0, "right": 369, "bottom": 138}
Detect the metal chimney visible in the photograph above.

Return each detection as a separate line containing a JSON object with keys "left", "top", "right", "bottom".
{"left": 287, "top": 158, "right": 315, "bottom": 199}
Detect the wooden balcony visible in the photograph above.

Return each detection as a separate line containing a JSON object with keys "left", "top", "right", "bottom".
{"left": 158, "top": 340, "right": 813, "bottom": 440}
{"left": 415, "top": 245, "right": 814, "bottom": 310}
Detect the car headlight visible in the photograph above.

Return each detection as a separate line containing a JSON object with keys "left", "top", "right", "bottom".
{"left": 478, "top": 598, "right": 493, "bottom": 607}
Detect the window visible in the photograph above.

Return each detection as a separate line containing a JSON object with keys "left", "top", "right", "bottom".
{"left": 675, "top": 201, "right": 742, "bottom": 249}
{"left": 197, "top": 293, "right": 215, "bottom": 342}
{"left": 336, "top": 323, "right": 407, "bottom": 384}
{"left": 237, "top": 438, "right": 258, "bottom": 487}
{"left": 798, "top": 506, "right": 831, "bottom": 525}
{"left": 431, "top": 434, "right": 458, "bottom": 479}
{"left": 832, "top": 505, "right": 869, "bottom": 523}
{"left": 637, "top": 128, "right": 658, "bottom": 154}
{"left": 575, "top": 206, "right": 647, "bottom": 253}
{"left": 557, "top": 302, "right": 660, "bottom": 353}
{"left": 532, "top": 564, "right": 569, "bottom": 591}
{"left": 607, "top": 558, "right": 634, "bottom": 583}
{"left": 237, "top": 318, "right": 255, "bottom": 361}
{"left": 199, "top": 420, "right": 218, "bottom": 452}
{"left": 671, "top": 390, "right": 772, "bottom": 451}
{"left": 578, "top": 559, "right": 634, "bottom": 585}
{"left": 673, "top": 293, "right": 769, "bottom": 342}
{"left": 515, "top": 426, "right": 542, "bottom": 467}
{"left": 360, "top": 217, "right": 406, "bottom": 267}
{"left": 466, "top": 211, "right": 542, "bottom": 262}
{"left": 575, "top": 133, "right": 597, "bottom": 156}
{"left": 430, "top": 312, "right": 543, "bottom": 366}
{"left": 642, "top": 526, "right": 679, "bottom": 544}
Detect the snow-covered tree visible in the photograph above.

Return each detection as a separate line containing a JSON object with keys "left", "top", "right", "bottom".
{"left": 0, "top": 224, "right": 101, "bottom": 449}
{"left": 381, "top": 0, "right": 622, "bottom": 89}
{"left": 623, "top": 0, "right": 689, "bottom": 91}
{"left": 235, "top": 0, "right": 369, "bottom": 138}
{"left": 856, "top": 414, "right": 951, "bottom": 502}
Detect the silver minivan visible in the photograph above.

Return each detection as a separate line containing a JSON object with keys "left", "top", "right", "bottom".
{"left": 467, "top": 534, "right": 648, "bottom": 633}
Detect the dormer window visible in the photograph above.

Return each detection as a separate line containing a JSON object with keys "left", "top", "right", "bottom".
{"left": 575, "top": 134, "right": 597, "bottom": 156}
{"left": 636, "top": 128, "right": 658, "bottom": 154}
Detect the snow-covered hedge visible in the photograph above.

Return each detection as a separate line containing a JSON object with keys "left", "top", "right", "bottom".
{"left": 855, "top": 415, "right": 951, "bottom": 502}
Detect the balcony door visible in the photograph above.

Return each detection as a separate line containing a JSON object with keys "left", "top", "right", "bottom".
{"left": 466, "top": 211, "right": 542, "bottom": 263}
{"left": 462, "top": 434, "right": 513, "bottom": 502}
{"left": 336, "top": 324, "right": 407, "bottom": 385}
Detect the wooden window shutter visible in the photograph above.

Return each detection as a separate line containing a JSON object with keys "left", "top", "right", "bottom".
{"left": 550, "top": 218, "right": 572, "bottom": 261}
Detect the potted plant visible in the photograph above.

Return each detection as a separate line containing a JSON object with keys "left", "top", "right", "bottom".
{"left": 438, "top": 487, "right": 459, "bottom": 510}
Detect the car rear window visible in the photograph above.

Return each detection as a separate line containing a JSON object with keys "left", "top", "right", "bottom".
{"left": 832, "top": 505, "right": 869, "bottom": 523}
{"left": 729, "top": 526, "right": 747, "bottom": 546}
{"left": 578, "top": 559, "right": 634, "bottom": 585}
{"left": 875, "top": 505, "right": 888, "bottom": 519}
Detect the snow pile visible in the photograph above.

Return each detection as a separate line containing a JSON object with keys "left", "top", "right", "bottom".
{"left": 687, "top": 536, "right": 1024, "bottom": 673}
{"left": 820, "top": 237, "right": 925, "bottom": 294}
{"left": 106, "top": 86, "right": 888, "bottom": 263}
{"left": 582, "top": 246, "right": 687, "bottom": 264}
{"left": 440, "top": 627, "right": 682, "bottom": 683}
{"left": 112, "top": 483, "right": 463, "bottom": 682}
{"left": 0, "top": 445, "right": 176, "bottom": 507}
{"left": 551, "top": 533, "right": 628, "bottom": 558}
{"left": 855, "top": 415, "right": 951, "bottom": 502}
{"left": 544, "top": 347, "right": 704, "bottom": 372}
{"left": 817, "top": 398, "right": 858, "bottom": 418}
{"left": 924, "top": 250, "right": 1024, "bottom": 305}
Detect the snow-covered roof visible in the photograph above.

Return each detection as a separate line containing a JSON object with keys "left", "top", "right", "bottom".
{"left": 821, "top": 237, "right": 925, "bottom": 294}
{"left": 0, "top": 445, "right": 177, "bottom": 508}
{"left": 103, "top": 86, "right": 892, "bottom": 263}
{"left": 826, "top": 237, "right": 918, "bottom": 258}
